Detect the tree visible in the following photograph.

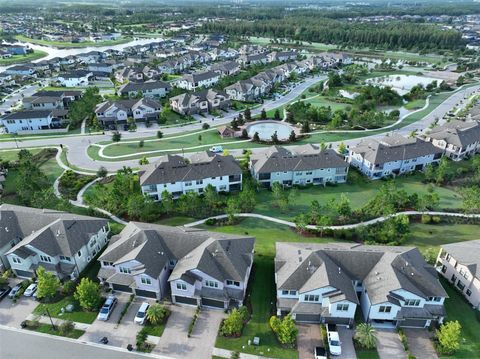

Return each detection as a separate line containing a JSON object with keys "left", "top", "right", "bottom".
{"left": 146, "top": 304, "right": 169, "bottom": 325}
{"left": 244, "top": 108, "right": 252, "bottom": 122}
{"left": 161, "top": 190, "right": 175, "bottom": 215}
{"left": 354, "top": 323, "right": 377, "bottom": 349}
{"left": 226, "top": 197, "right": 240, "bottom": 224}
{"left": 74, "top": 278, "right": 102, "bottom": 311}
{"left": 271, "top": 131, "right": 279, "bottom": 144}
{"left": 112, "top": 132, "right": 121, "bottom": 142}
{"left": 230, "top": 118, "right": 239, "bottom": 130}
{"left": 336, "top": 194, "right": 352, "bottom": 218}
{"left": 36, "top": 266, "right": 60, "bottom": 301}
{"left": 138, "top": 140, "right": 144, "bottom": 148}
{"left": 139, "top": 156, "right": 149, "bottom": 165}
{"left": 424, "top": 163, "right": 435, "bottom": 182}
{"left": 460, "top": 185, "right": 480, "bottom": 213}
{"left": 241, "top": 128, "right": 248, "bottom": 138}
{"left": 220, "top": 307, "right": 248, "bottom": 336}
{"left": 338, "top": 142, "right": 347, "bottom": 155}
{"left": 272, "top": 182, "right": 289, "bottom": 211}
{"left": 97, "top": 166, "right": 108, "bottom": 178}
{"left": 301, "top": 121, "right": 310, "bottom": 133}
{"left": 157, "top": 130, "right": 163, "bottom": 139}
{"left": 253, "top": 132, "right": 260, "bottom": 142}
{"left": 436, "top": 157, "right": 449, "bottom": 184}
{"left": 289, "top": 130, "right": 296, "bottom": 142}
{"left": 202, "top": 123, "right": 210, "bottom": 130}
{"left": 269, "top": 314, "right": 297, "bottom": 346}
{"left": 274, "top": 109, "right": 281, "bottom": 121}
{"left": 260, "top": 108, "right": 267, "bottom": 120}
{"left": 436, "top": 321, "right": 462, "bottom": 355}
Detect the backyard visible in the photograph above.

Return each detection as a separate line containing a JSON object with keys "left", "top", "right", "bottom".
{"left": 33, "top": 296, "right": 97, "bottom": 324}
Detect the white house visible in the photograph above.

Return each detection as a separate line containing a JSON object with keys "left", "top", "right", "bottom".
{"left": 174, "top": 71, "right": 220, "bottom": 91}
{"left": 138, "top": 151, "right": 243, "bottom": 201}
{"left": 0, "top": 110, "right": 57, "bottom": 134}
{"left": 97, "top": 222, "right": 254, "bottom": 308}
{"left": 95, "top": 98, "right": 162, "bottom": 126}
{"left": 57, "top": 70, "right": 93, "bottom": 87}
{"left": 348, "top": 135, "right": 444, "bottom": 179}
{"left": 275, "top": 242, "right": 447, "bottom": 328}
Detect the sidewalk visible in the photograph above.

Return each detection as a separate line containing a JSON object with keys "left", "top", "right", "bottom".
{"left": 25, "top": 313, "right": 91, "bottom": 331}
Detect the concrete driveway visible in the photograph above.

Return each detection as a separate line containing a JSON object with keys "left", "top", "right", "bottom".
{"left": 0, "top": 293, "right": 39, "bottom": 328}
{"left": 153, "top": 305, "right": 224, "bottom": 359}
{"left": 404, "top": 328, "right": 438, "bottom": 359}
{"left": 297, "top": 324, "right": 322, "bottom": 359}
{"left": 375, "top": 329, "right": 407, "bottom": 359}
{"left": 337, "top": 326, "right": 357, "bottom": 359}
{"left": 82, "top": 294, "right": 152, "bottom": 349}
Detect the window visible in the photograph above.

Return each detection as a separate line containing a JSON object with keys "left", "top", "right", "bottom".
{"left": 459, "top": 268, "right": 469, "bottom": 280}
{"left": 40, "top": 255, "right": 52, "bottom": 263}
{"left": 169, "top": 260, "right": 176, "bottom": 266}
{"left": 441, "top": 265, "right": 447, "bottom": 273}
{"left": 12, "top": 257, "right": 21, "bottom": 264}
{"left": 205, "top": 280, "right": 218, "bottom": 288}
{"left": 103, "top": 261, "right": 113, "bottom": 267}
{"left": 457, "top": 281, "right": 465, "bottom": 291}
{"left": 281, "top": 290, "right": 289, "bottom": 295}
{"left": 379, "top": 306, "right": 392, "bottom": 313}
{"left": 428, "top": 297, "right": 442, "bottom": 302}
{"left": 451, "top": 274, "right": 457, "bottom": 283}
{"left": 176, "top": 283, "right": 187, "bottom": 291}
{"left": 466, "top": 289, "right": 472, "bottom": 296}
{"left": 89, "top": 239, "right": 97, "bottom": 248}
{"left": 306, "top": 171, "right": 313, "bottom": 175}
{"left": 336, "top": 303, "right": 349, "bottom": 311}
{"left": 141, "top": 277, "right": 152, "bottom": 285}
{"left": 185, "top": 182, "right": 192, "bottom": 187}
{"left": 404, "top": 299, "right": 421, "bottom": 307}
{"left": 119, "top": 267, "right": 131, "bottom": 274}
{"left": 289, "top": 290, "right": 297, "bottom": 295}
{"left": 196, "top": 180, "right": 203, "bottom": 185}
{"left": 304, "top": 294, "right": 320, "bottom": 302}
{"left": 226, "top": 280, "right": 240, "bottom": 287}
{"left": 77, "top": 250, "right": 82, "bottom": 257}
{"left": 59, "top": 256, "right": 71, "bottom": 262}
{"left": 445, "top": 253, "right": 451, "bottom": 261}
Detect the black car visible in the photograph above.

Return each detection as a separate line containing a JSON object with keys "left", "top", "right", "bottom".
{"left": 0, "top": 286, "right": 12, "bottom": 301}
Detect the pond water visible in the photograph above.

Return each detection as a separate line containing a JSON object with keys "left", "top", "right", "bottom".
{"left": 246, "top": 121, "right": 295, "bottom": 141}
{"left": 366, "top": 74, "right": 439, "bottom": 96}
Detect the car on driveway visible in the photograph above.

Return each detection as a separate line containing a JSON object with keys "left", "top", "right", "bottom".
{"left": 24, "top": 283, "right": 37, "bottom": 297}
{"left": 97, "top": 295, "right": 118, "bottom": 321}
{"left": 0, "top": 286, "right": 11, "bottom": 301}
{"left": 327, "top": 324, "right": 342, "bottom": 356}
{"left": 134, "top": 302, "right": 150, "bottom": 325}
{"left": 8, "top": 284, "right": 21, "bottom": 299}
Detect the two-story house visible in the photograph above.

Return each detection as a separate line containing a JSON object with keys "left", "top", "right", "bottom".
{"left": 57, "top": 70, "right": 93, "bottom": 87}
{"left": 348, "top": 135, "right": 444, "bottom": 179}
{"left": 97, "top": 222, "right": 254, "bottom": 308}
{"left": 95, "top": 98, "right": 162, "bottom": 126}
{"left": 436, "top": 240, "right": 480, "bottom": 310}
{"left": 0, "top": 204, "right": 109, "bottom": 279}
{"left": 174, "top": 71, "right": 220, "bottom": 91}
{"left": 118, "top": 80, "right": 171, "bottom": 98}
{"left": 276, "top": 242, "right": 447, "bottom": 328}
{"left": 139, "top": 151, "right": 242, "bottom": 201}
{"left": 0, "top": 110, "right": 60, "bottom": 134}
{"left": 169, "top": 89, "right": 230, "bottom": 116}
{"left": 425, "top": 120, "right": 480, "bottom": 161}
{"left": 250, "top": 145, "right": 349, "bottom": 187}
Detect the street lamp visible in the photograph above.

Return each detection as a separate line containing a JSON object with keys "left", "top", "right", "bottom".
{"left": 45, "top": 308, "right": 56, "bottom": 331}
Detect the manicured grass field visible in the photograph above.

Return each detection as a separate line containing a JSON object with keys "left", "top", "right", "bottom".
{"left": 356, "top": 348, "right": 381, "bottom": 359}
{"left": 25, "top": 323, "right": 85, "bottom": 339}
{"left": 0, "top": 148, "right": 43, "bottom": 162}
{"left": 0, "top": 50, "right": 48, "bottom": 65}
{"left": 15, "top": 35, "right": 132, "bottom": 48}
{"left": 33, "top": 296, "right": 97, "bottom": 324}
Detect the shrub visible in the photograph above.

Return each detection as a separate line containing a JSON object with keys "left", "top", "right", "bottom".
{"left": 269, "top": 314, "right": 297, "bottom": 346}
{"left": 136, "top": 328, "right": 148, "bottom": 348}
{"left": 355, "top": 323, "right": 377, "bottom": 349}
{"left": 205, "top": 218, "right": 217, "bottom": 226}
{"left": 202, "top": 123, "right": 210, "bottom": 130}
{"left": 397, "top": 328, "right": 409, "bottom": 351}
{"left": 59, "top": 320, "right": 75, "bottom": 336}
{"left": 435, "top": 320, "right": 462, "bottom": 355}
{"left": 74, "top": 278, "right": 102, "bottom": 311}
{"left": 219, "top": 307, "right": 249, "bottom": 337}
{"left": 188, "top": 307, "right": 201, "bottom": 338}
{"left": 146, "top": 304, "right": 169, "bottom": 325}
{"left": 62, "top": 280, "right": 76, "bottom": 296}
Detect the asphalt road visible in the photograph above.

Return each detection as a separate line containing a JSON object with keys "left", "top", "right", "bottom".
{"left": 0, "top": 325, "right": 172, "bottom": 359}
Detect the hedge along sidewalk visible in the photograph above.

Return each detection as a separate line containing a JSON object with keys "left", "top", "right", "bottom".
{"left": 212, "top": 347, "right": 271, "bottom": 359}
{"left": 25, "top": 313, "right": 91, "bottom": 331}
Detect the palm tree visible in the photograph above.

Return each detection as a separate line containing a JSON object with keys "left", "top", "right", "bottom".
{"left": 355, "top": 323, "right": 377, "bottom": 349}
{"left": 146, "top": 304, "right": 168, "bottom": 325}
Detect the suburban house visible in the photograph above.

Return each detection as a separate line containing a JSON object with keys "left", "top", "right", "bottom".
{"left": 174, "top": 71, "right": 220, "bottom": 91}
{"left": 23, "top": 96, "right": 64, "bottom": 110}
{"left": 0, "top": 110, "right": 65, "bottom": 134}
{"left": 57, "top": 70, "right": 93, "bottom": 87}
{"left": 268, "top": 51, "right": 298, "bottom": 62}
{"left": 238, "top": 53, "right": 269, "bottom": 66}
{"left": 138, "top": 151, "right": 243, "bottom": 201}
{"left": 210, "top": 61, "right": 241, "bottom": 77}
{"left": 4, "top": 65, "right": 36, "bottom": 76}
{"left": 0, "top": 204, "right": 109, "bottom": 279}
{"left": 436, "top": 240, "right": 480, "bottom": 310}
{"left": 118, "top": 80, "right": 171, "bottom": 98}
{"left": 275, "top": 242, "right": 447, "bottom": 328}
{"left": 225, "top": 78, "right": 268, "bottom": 102}
{"left": 169, "top": 89, "right": 230, "bottom": 116}
{"left": 348, "top": 135, "right": 443, "bottom": 179}
{"left": 95, "top": 98, "right": 162, "bottom": 126}
{"left": 250, "top": 145, "right": 349, "bottom": 187}
{"left": 97, "top": 221, "right": 254, "bottom": 308}
{"left": 425, "top": 120, "right": 480, "bottom": 161}
{"left": 32, "top": 90, "right": 83, "bottom": 109}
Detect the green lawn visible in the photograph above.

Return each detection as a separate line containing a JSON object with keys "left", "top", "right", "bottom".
{"left": 25, "top": 323, "right": 85, "bottom": 339}
{"left": 142, "top": 322, "right": 167, "bottom": 337}
{"left": 15, "top": 35, "right": 132, "bottom": 48}
{"left": 0, "top": 148, "right": 43, "bottom": 162}
{"left": 33, "top": 296, "right": 97, "bottom": 324}
{"left": 356, "top": 348, "right": 381, "bottom": 359}
{"left": 0, "top": 50, "right": 48, "bottom": 65}
{"left": 440, "top": 278, "right": 480, "bottom": 359}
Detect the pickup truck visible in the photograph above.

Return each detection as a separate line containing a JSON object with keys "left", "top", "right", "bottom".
{"left": 314, "top": 345, "right": 328, "bottom": 359}
{"left": 326, "top": 324, "right": 342, "bottom": 356}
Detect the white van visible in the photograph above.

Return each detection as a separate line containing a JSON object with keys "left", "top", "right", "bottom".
{"left": 134, "top": 302, "right": 150, "bottom": 325}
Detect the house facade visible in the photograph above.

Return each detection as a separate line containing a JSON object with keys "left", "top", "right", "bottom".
{"left": 118, "top": 80, "right": 171, "bottom": 98}
{"left": 0, "top": 204, "right": 109, "bottom": 279}
{"left": 250, "top": 145, "right": 349, "bottom": 187}
{"left": 139, "top": 151, "right": 242, "bottom": 201}
{"left": 436, "top": 240, "right": 480, "bottom": 310}
{"left": 57, "top": 70, "right": 93, "bottom": 87}
{"left": 0, "top": 110, "right": 59, "bottom": 134}
{"left": 95, "top": 98, "right": 162, "bottom": 126}
{"left": 97, "top": 222, "right": 254, "bottom": 308}
{"left": 348, "top": 135, "right": 443, "bottom": 179}
{"left": 174, "top": 71, "right": 220, "bottom": 91}
{"left": 169, "top": 89, "right": 230, "bottom": 115}
{"left": 275, "top": 242, "right": 447, "bottom": 328}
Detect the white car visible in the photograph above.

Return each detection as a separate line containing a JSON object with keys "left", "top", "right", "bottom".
{"left": 134, "top": 302, "right": 150, "bottom": 325}
{"left": 97, "top": 295, "right": 117, "bottom": 321}
{"left": 209, "top": 146, "right": 223, "bottom": 153}
{"left": 24, "top": 283, "right": 37, "bottom": 297}
{"left": 327, "top": 324, "right": 342, "bottom": 356}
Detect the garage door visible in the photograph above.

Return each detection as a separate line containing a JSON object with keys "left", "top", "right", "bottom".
{"left": 400, "top": 319, "right": 427, "bottom": 328}
{"left": 14, "top": 269, "right": 34, "bottom": 278}
{"left": 326, "top": 317, "right": 352, "bottom": 325}
{"left": 112, "top": 284, "right": 132, "bottom": 293}
{"left": 201, "top": 298, "right": 225, "bottom": 309}
{"left": 295, "top": 313, "right": 321, "bottom": 323}
{"left": 135, "top": 289, "right": 158, "bottom": 298}
{"left": 174, "top": 295, "right": 198, "bottom": 306}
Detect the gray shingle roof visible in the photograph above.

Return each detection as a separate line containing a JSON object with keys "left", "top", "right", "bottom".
{"left": 428, "top": 120, "right": 480, "bottom": 148}
{"left": 119, "top": 80, "right": 171, "bottom": 94}
{"left": 441, "top": 240, "right": 480, "bottom": 277}
{"left": 2, "top": 110, "right": 52, "bottom": 120}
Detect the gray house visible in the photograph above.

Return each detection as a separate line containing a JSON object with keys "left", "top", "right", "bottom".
{"left": 97, "top": 222, "right": 254, "bottom": 308}
{"left": 118, "top": 80, "right": 171, "bottom": 98}
{"left": 0, "top": 204, "right": 109, "bottom": 279}
{"left": 276, "top": 242, "right": 447, "bottom": 328}
{"left": 250, "top": 145, "right": 349, "bottom": 187}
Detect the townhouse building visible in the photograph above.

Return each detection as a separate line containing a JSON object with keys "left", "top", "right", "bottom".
{"left": 174, "top": 71, "right": 220, "bottom": 91}
{"left": 95, "top": 98, "right": 162, "bottom": 126}
{"left": 139, "top": 151, "right": 242, "bottom": 201}
{"left": 425, "top": 120, "right": 480, "bottom": 161}
{"left": 98, "top": 222, "right": 254, "bottom": 308}
{"left": 57, "top": 70, "right": 93, "bottom": 87}
{"left": 275, "top": 242, "right": 447, "bottom": 328}
{"left": 0, "top": 110, "right": 62, "bottom": 134}
{"left": 250, "top": 145, "right": 349, "bottom": 187}
{"left": 23, "top": 96, "right": 64, "bottom": 110}
{"left": 0, "top": 204, "right": 109, "bottom": 279}
{"left": 210, "top": 61, "right": 241, "bottom": 77}
{"left": 348, "top": 135, "right": 443, "bottom": 179}
{"left": 118, "top": 80, "right": 171, "bottom": 98}
{"left": 436, "top": 240, "right": 480, "bottom": 310}
{"left": 169, "top": 89, "right": 230, "bottom": 116}
{"left": 225, "top": 78, "right": 268, "bottom": 102}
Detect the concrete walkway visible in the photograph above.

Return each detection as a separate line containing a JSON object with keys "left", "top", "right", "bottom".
{"left": 212, "top": 347, "right": 273, "bottom": 359}
{"left": 25, "top": 313, "right": 90, "bottom": 331}
{"left": 375, "top": 329, "right": 407, "bottom": 359}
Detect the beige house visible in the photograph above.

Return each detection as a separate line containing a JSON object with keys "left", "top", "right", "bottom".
{"left": 436, "top": 240, "right": 480, "bottom": 310}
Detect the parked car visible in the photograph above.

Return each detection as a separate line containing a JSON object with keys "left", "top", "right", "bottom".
{"left": 0, "top": 286, "right": 11, "bottom": 301}
{"left": 8, "top": 284, "right": 21, "bottom": 299}
{"left": 134, "top": 302, "right": 150, "bottom": 325}
{"left": 314, "top": 345, "right": 328, "bottom": 359}
{"left": 24, "top": 283, "right": 37, "bottom": 297}
{"left": 326, "top": 324, "right": 341, "bottom": 356}
{"left": 97, "top": 295, "right": 118, "bottom": 321}
{"left": 209, "top": 145, "right": 223, "bottom": 153}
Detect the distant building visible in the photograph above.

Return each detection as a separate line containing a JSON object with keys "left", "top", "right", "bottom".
{"left": 95, "top": 98, "right": 162, "bottom": 126}
{"left": 118, "top": 80, "right": 171, "bottom": 98}
{"left": 174, "top": 71, "right": 220, "bottom": 91}
{"left": 169, "top": 89, "right": 230, "bottom": 115}
{"left": 57, "top": 70, "right": 93, "bottom": 87}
